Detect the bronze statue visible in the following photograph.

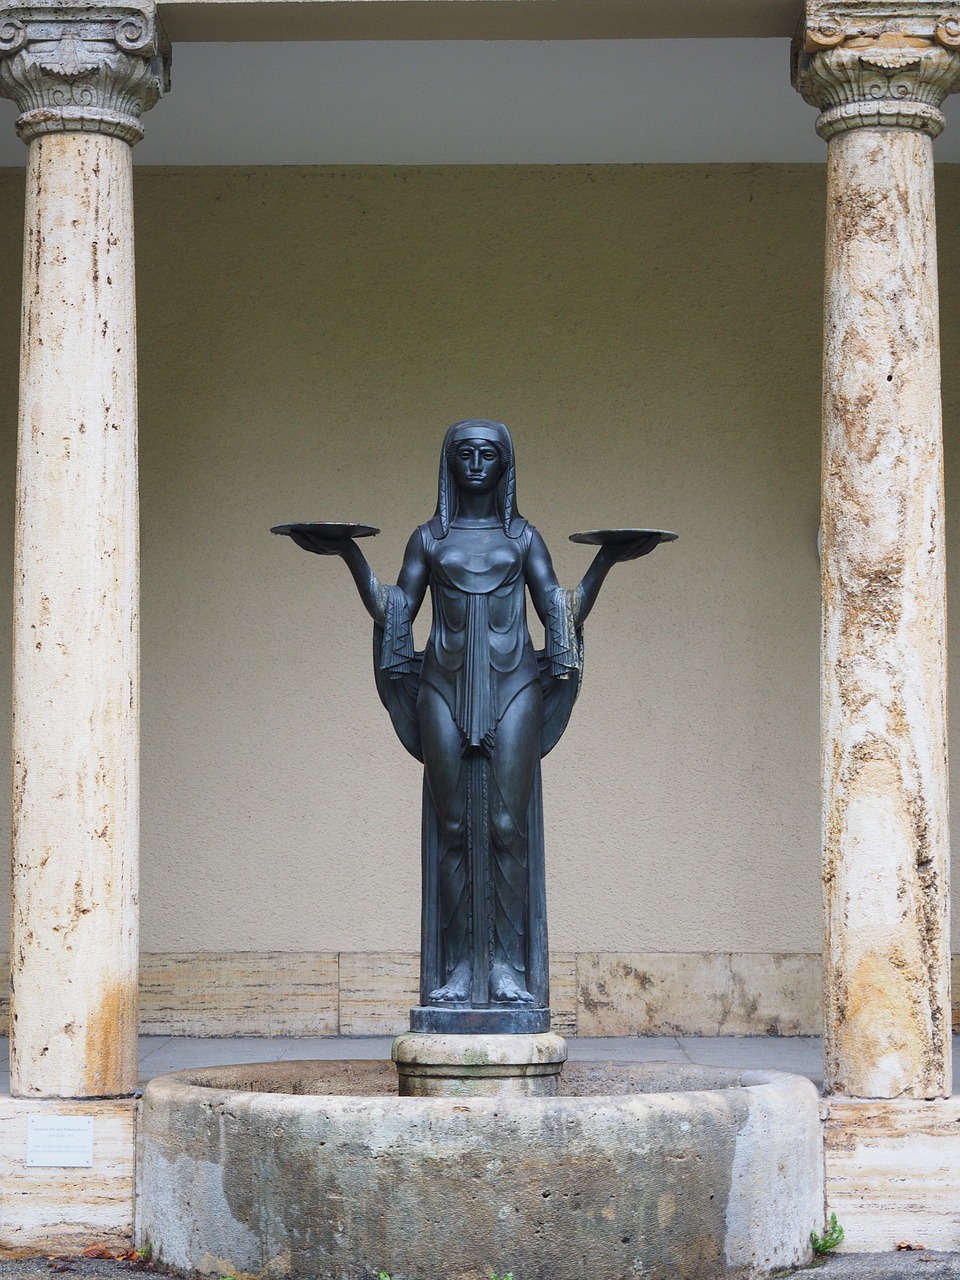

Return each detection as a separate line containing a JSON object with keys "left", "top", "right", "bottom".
{"left": 275, "top": 420, "right": 674, "bottom": 1033}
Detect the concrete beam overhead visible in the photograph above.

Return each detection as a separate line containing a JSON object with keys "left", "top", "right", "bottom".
{"left": 157, "top": 0, "right": 801, "bottom": 44}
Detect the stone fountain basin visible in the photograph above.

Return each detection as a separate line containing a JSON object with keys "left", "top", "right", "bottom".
{"left": 138, "top": 1059, "right": 823, "bottom": 1280}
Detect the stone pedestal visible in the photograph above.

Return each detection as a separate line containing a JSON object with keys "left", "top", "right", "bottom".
{"left": 409, "top": 1004, "right": 550, "bottom": 1034}
{"left": 392, "top": 1032, "right": 567, "bottom": 1097}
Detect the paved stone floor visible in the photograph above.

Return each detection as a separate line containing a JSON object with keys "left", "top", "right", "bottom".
{"left": 130, "top": 1030, "right": 833, "bottom": 1085}
{"left": 813, "top": 1258, "right": 960, "bottom": 1278}
{"left": 0, "top": 1032, "right": 838, "bottom": 1093}
{"left": 4, "top": 1031, "right": 960, "bottom": 1093}
{"left": 0, "top": 1031, "right": 825, "bottom": 1090}
{"left": 0, "top": 1249, "right": 958, "bottom": 1278}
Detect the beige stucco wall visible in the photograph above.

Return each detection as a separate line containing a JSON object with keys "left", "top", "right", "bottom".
{"left": 0, "top": 163, "right": 957, "bottom": 959}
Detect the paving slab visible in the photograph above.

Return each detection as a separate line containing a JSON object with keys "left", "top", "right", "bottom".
{"left": 2, "top": 1033, "right": 958, "bottom": 1092}
{"left": 0, "top": 1033, "right": 815, "bottom": 1092}
{"left": 565, "top": 1034, "right": 688, "bottom": 1062}
{"left": 275, "top": 1036, "right": 395, "bottom": 1061}
{"left": 811, "top": 1254, "right": 960, "bottom": 1278}
{"left": 133, "top": 1035, "right": 333, "bottom": 1080}
{"left": 1, "top": 1250, "right": 959, "bottom": 1279}
{"left": 678, "top": 1034, "right": 826, "bottom": 1087}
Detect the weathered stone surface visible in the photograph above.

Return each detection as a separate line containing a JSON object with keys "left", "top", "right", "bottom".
{"left": 577, "top": 952, "right": 821, "bottom": 1037}
{"left": 793, "top": 0, "right": 954, "bottom": 1101}
{"left": 0, "top": 1097, "right": 134, "bottom": 1250}
{"left": 819, "top": 125, "right": 951, "bottom": 1100}
{"left": 3, "top": 0, "right": 167, "bottom": 1100}
{"left": 138, "top": 1059, "right": 822, "bottom": 1280}
{"left": 338, "top": 951, "right": 418, "bottom": 1035}
{"left": 0, "top": 1, "right": 169, "bottom": 144}
{"left": 139, "top": 952, "right": 339, "bottom": 1037}
{"left": 792, "top": 0, "right": 960, "bottom": 138}
{"left": 10, "top": 129, "right": 143, "bottom": 1099}
{"left": 548, "top": 950, "right": 578, "bottom": 1034}
{"left": 392, "top": 1031, "right": 567, "bottom": 1097}
{"left": 824, "top": 1097, "right": 960, "bottom": 1251}
{"left": 0, "top": 949, "right": 833, "bottom": 1039}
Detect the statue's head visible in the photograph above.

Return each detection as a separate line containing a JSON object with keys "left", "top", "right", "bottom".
{"left": 433, "top": 419, "right": 523, "bottom": 538}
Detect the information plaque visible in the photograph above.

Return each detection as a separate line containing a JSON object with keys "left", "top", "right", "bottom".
{"left": 26, "top": 1115, "right": 94, "bottom": 1167}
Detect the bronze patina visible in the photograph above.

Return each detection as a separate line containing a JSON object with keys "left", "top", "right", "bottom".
{"left": 274, "top": 420, "right": 675, "bottom": 1033}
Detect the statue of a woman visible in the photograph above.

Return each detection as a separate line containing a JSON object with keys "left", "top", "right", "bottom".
{"left": 286, "top": 420, "right": 661, "bottom": 1033}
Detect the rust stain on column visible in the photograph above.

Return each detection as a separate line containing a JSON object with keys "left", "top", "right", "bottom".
{"left": 821, "top": 128, "right": 950, "bottom": 1098}
{"left": 82, "top": 980, "right": 140, "bottom": 1098}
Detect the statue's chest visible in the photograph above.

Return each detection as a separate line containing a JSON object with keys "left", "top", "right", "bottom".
{"left": 431, "top": 528, "right": 523, "bottom": 595}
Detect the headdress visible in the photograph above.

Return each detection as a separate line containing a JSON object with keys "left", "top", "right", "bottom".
{"left": 430, "top": 419, "right": 526, "bottom": 539}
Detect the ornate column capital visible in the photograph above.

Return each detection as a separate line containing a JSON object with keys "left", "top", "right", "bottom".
{"left": 792, "top": 2, "right": 960, "bottom": 139}
{"left": 0, "top": 0, "right": 169, "bottom": 146}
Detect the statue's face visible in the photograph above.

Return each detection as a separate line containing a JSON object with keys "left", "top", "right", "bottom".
{"left": 450, "top": 439, "right": 502, "bottom": 493}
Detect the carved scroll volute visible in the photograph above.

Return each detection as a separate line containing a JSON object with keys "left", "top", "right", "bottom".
{"left": 935, "top": 13, "right": 960, "bottom": 46}
{"left": 806, "top": 16, "right": 847, "bottom": 50}
{"left": 792, "top": 8, "right": 960, "bottom": 139}
{"left": 0, "top": 1, "right": 170, "bottom": 145}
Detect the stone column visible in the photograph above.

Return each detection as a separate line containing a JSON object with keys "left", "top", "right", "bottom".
{"left": 0, "top": 2, "right": 168, "bottom": 1098}
{"left": 793, "top": 2, "right": 958, "bottom": 1099}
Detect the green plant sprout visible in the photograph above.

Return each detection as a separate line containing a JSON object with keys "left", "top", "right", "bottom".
{"left": 811, "top": 1212, "right": 844, "bottom": 1255}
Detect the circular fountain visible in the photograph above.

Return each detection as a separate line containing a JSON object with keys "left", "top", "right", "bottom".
{"left": 179, "top": 436, "right": 824, "bottom": 1278}
{"left": 138, "top": 1056, "right": 822, "bottom": 1280}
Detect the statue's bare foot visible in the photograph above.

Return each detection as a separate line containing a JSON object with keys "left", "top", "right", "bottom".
{"left": 490, "top": 962, "right": 534, "bottom": 1003}
{"left": 428, "top": 961, "right": 471, "bottom": 1003}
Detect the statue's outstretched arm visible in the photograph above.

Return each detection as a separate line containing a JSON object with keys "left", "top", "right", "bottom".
{"left": 340, "top": 529, "right": 428, "bottom": 629}
{"left": 288, "top": 525, "right": 427, "bottom": 629}
{"left": 526, "top": 528, "right": 659, "bottom": 628}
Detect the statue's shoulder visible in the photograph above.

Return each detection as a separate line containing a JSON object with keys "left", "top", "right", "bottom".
{"left": 419, "top": 519, "right": 441, "bottom": 552}
{"left": 514, "top": 519, "right": 534, "bottom": 554}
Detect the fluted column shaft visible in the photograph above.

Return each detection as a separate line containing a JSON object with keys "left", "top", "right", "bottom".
{"left": 0, "top": 2, "right": 168, "bottom": 1098}
{"left": 794, "top": 1, "right": 957, "bottom": 1099}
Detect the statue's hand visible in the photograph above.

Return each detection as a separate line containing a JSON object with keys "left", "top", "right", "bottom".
{"left": 603, "top": 533, "right": 662, "bottom": 563}
{"left": 288, "top": 529, "right": 353, "bottom": 556}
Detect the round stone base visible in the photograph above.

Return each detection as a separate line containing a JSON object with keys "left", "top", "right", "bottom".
{"left": 392, "top": 1031, "right": 567, "bottom": 1097}
{"left": 139, "top": 1060, "right": 824, "bottom": 1278}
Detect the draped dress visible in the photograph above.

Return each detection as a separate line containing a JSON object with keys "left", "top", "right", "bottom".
{"left": 374, "top": 516, "right": 583, "bottom": 1012}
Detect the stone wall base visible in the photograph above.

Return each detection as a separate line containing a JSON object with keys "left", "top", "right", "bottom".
{"left": 0, "top": 951, "right": 957, "bottom": 1039}
{"left": 0, "top": 1096, "right": 135, "bottom": 1252}
{"left": 824, "top": 1097, "right": 960, "bottom": 1251}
